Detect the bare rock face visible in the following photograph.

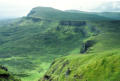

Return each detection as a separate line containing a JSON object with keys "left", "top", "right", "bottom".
{"left": 80, "top": 40, "right": 95, "bottom": 53}
{"left": 60, "top": 21, "right": 86, "bottom": 26}
{"left": 0, "top": 66, "right": 8, "bottom": 71}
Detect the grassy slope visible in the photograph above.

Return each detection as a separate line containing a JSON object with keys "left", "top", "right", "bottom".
{"left": 0, "top": 7, "right": 120, "bottom": 81}
{"left": 28, "top": 7, "right": 112, "bottom": 21}
{"left": 41, "top": 49, "right": 120, "bottom": 81}
{"left": 40, "top": 21, "right": 120, "bottom": 81}
{"left": 0, "top": 18, "right": 60, "bottom": 81}
{"left": 97, "top": 12, "right": 120, "bottom": 20}
{"left": 0, "top": 17, "right": 97, "bottom": 81}
{"left": 0, "top": 65, "right": 20, "bottom": 81}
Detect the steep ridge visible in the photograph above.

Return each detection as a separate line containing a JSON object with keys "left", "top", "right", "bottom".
{"left": 27, "top": 7, "right": 112, "bottom": 21}
{"left": 40, "top": 50, "right": 120, "bottom": 81}
{"left": 39, "top": 21, "right": 120, "bottom": 81}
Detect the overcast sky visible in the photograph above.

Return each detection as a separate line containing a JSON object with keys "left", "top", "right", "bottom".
{"left": 0, "top": 0, "right": 120, "bottom": 18}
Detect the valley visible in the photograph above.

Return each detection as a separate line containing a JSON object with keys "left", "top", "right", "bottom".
{"left": 0, "top": 7, "right": 120, "bottom": 81}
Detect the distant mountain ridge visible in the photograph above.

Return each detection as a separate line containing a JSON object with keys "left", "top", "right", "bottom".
{"left": 65, "top": 9, "right": 120, "bottom": 20}
{"left": 27, "top": 7, "right": 114, "bottom": 21}
{"left": 96, "top": 12, "right": 120, "bottom": 20}
{"left": 64, "top": 10, "right": 85, "bottom": 13}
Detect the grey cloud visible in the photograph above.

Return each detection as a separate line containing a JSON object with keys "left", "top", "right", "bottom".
{"left": 91, "top": 1, "right": 120, "bottom": 12}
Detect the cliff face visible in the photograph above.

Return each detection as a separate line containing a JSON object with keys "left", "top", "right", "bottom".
{"left": 59, "top": 21, "right": 86, "bottom": 26}
{"left": 39, "top": 21, "right": 120, "bottom": 81}
{"left": 40, "top": 50, "right": 120, "bottom": 81}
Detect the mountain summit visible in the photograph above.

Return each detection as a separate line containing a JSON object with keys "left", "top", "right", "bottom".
{"left": 27, "top": 7, "right": 112, "bottom": 20}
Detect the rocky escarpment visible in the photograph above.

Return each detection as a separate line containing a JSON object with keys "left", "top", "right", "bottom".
{"left": 80, "top": 40, "right": 96, "bottom": 53}
{"left": 39, "top": 21, "right": 120, "bottom": 81}
{"left": 39, "top": 50, "right": 120, "bottom": 81}
{"left": 60, "top": 21, "right": 86, "bottom": 26}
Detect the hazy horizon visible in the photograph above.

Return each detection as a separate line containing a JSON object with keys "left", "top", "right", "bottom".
{"left": 0, "top": 0, "right": 120, "bottom": 19}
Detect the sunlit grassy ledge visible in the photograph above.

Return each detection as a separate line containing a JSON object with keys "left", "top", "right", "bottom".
{"left": 40, "top": 49, "right": 120, "bottom": 81}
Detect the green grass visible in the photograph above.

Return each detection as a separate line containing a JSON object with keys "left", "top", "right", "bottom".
{"left": 0, "top": 8, "right": 120, "bottom": 81}
{"left": 0, "top": 20, "right": 120, "bottom": 81}
{"left": 40, "top": 49, "right": 120, "bottom": 81}
{"left": 28, "top": 7, "right": 112, "bottom": 21}
{"left": 0, "top": 18, "right": 93, "bottom": 81}
{"left": 39, "top": 21, "right": 120, "bottom": 81}
{"left": 0, "top": 65, "right": 20, "bottom": 81}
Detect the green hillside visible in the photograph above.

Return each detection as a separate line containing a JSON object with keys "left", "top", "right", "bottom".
{"left": 39, "top": 21, "right": 120, "bottom": 81}
{"left": 0, "top": 65, "right": 20, "bottom": 81}
{"left": 40, "top": 49, "right": 120, "bottom": 81}
{"left": 96, "top": 12, "right": 120, "bottom": 20}
{"left": 0, "top": 7, "right": 120, "bottom": 81}
{"left": 65, "top": 9, "right": 120, "bottom": 20}
{"left": 0, "top": 17, "right": 97, "bottom": 81}
{"left": 28, "top": 7, "right": 112, "bottom": 21}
